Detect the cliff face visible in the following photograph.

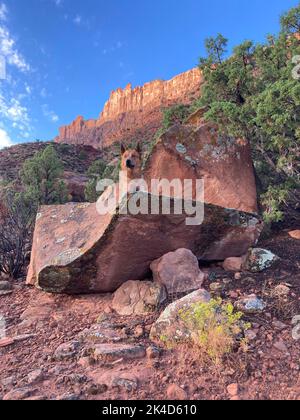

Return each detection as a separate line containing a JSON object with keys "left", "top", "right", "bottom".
{"left": 55, "top": 68, "right": 203, "bottom": 149}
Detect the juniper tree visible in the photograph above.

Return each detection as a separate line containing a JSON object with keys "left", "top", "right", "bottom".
{"left": 197, "top": 4, "right": 300, "bottom": 223}
{"left": 21, "top": 145, "right": 68, "bottom": 205}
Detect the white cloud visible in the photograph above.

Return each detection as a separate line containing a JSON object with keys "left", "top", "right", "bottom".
{"left": 0, "top": 4, "right": 30, "bottom": 73}
{"left": 0, "top": 94, "right": 32, "bottom": 136}
{"left": 0, "top": 26, "right": 30, "bottom": 72}
{"left": 25, "top": 84, "right": 32, "bottom": 95}
{"left": 73, "top": 15, "right": 82, "bottom": 25}
{"left": 0, "top": 127, "right": 12, "bottom": 149}
{"left": 42, "top": 104, "right": 59, "bottom": 123}
{"left": 102, "top": 41, "right": 125, "bottom": 55}
{"left": 0, "top": 3, "right": 7, "bottom": 21}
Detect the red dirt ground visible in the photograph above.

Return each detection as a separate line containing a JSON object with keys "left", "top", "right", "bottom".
{"left": 0, "top": 228, "right": 300, "bottom": 401}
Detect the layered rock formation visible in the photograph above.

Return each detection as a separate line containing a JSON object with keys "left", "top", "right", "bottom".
{"left": 55, "top": 68, "right": 203, "bottom": 148}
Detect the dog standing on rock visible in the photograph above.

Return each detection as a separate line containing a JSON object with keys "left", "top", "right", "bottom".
{"left": 96, "top": 143, "right": 143, "bottom": 215}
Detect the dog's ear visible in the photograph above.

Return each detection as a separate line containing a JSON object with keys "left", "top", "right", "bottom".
{"left": 136, "top": 142, "right": 142, "bottom": 155}
{"left": 120, "top": 143, "right": 126, "bottom": 155}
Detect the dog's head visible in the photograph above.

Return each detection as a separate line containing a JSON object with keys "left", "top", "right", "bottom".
{"left": 120, "top": 143, "right": 142, "bottom": 178}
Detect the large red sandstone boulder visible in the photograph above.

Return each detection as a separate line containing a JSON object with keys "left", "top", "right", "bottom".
{"left": 150, "top": 248, "right": 205, "bottom": 295}
{"left": 26, "top": 192, "right": 262, "bottom": 294}
{"left": 144, "top": 124, "right": 258, "bottom": 214}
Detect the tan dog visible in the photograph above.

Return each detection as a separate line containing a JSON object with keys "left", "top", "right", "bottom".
{"left": 119, "top": 143, "right": 143, "bottom": 195}
{"left": 97, "top": 143, "right": 143, "bottom": 213}
{"left": 120, "top": 143, "right": 142, "bottom": 181}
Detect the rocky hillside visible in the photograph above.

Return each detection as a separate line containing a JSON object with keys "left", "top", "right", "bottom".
{"left": 55, "top": 68, "right": 203, "bottom": 149}
{"left": 0, "top": 142, "right": 103, "bottom": 202}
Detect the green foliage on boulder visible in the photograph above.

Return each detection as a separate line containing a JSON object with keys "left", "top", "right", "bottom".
{"left": 162, "top": 104, "right": 191, "bottom": 130}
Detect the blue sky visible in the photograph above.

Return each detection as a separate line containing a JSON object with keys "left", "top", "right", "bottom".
{"left": 0, "top": 0, "right": 299, "bottom": 148}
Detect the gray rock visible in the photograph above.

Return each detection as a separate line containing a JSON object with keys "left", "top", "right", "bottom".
{"left": 78, "top": 323, "right": 127, "bottom": 344}
{"left": 27, "top": 369, "right": 44, "bottom": 385}
{"left": 111, "top": 280, "right": 167, "bottom": 316}
{"left": 150, "top": 289, "right": 211, "bottom": 344}
{"left": 235, "top": 295, "right": 266, "bottom": 313}
{"left": 3, "top": 387, "right": 36, "bottom": 400}
{"left": 1, "top": 376, "right": 15, "bottom": 387}
{"left": 56, "top": 393, "right": 80, "bottom": 401}
{"left": 245, "top": 248, "right": 278, "bottom": 273}
{"left": 53, "top": 340, "right": 81, "bottom": 361}
{"left": 112, "top": 377, "right": 138, "bottom": 392}
{"left": 90, "top": 343, "right": 146, "bottom": 363}
{"left": 0, "top": 290, "right": 12, "bottom": 296}
{"left": 0, "top": 281, "right": 11, "bottom": 291}
{"left": 273, "top": 341, "right": 289, "bottom": 353}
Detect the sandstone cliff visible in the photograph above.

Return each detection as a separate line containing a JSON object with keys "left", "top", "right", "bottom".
{"left": 55, "top": 68, "right": 203, "bottom": 148}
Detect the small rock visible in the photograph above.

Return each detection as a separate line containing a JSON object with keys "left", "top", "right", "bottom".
{"left": 272, "top": 320, "right": 288, "bottom": 331}
{"left": 14, "top": 334, "right": 36, "bottom": 342}
{"left": 273, "top": 341, "right": 289, "bottom": 354}
{"left": 79, "top": 323, "right": 126, "bottom": 344}
{"left": 289, "top": 230, "right": 300, "bottom": 240}
{"left": 134, "top": 326, "right": 144, "bottom": 338}
{"left": 1, "top": 376, "right": 15, "bottom": 387}
{"left": 91, "top": 343, "right": 146, "bottom": 363}
{"left": 25, "top": 396, "right": 47, "bottom": 401}
{"left": 223, "top": 257, "right": 245, "bottom": 272}
{"left": 146, "top": 346, "right": 161, "bottom": 359}
{"left": 167, "top": 384, "right": 187, "bottom": 400}
{"left": 244, "top": 248, "right": 278, "bottom": 273}
{"left": 273, "top": 284, "right": 290, "bottom": 297}
{"left": 150, "top": 289, "right": 211, "bottom": 345}
{"left": 56, "top": 393, "right": 80, "bottom": 401}
{"left": 53, "top": 340, "right": 81, "bottom": 361}
{"left": 66, "top": 374, "right": 87, "bottom": 385}
{"left": 151, "top": 248, "right": 205, "bottom": 295}
{"left": 0, "top": 290, "right": 13, "bottom": 296}
{"left": 112, "top": 378, "right": 138, "bottom": 392}
{"left": 210, "top": 282, "right": 223, "bottom": 293}
{"left": 228, "top": 291, "right": 239, "bottom": 299}
{"left": 227, "top": 383, "right": 239, "bottom": 397}
{"left": 0, "top": 281, "right": 12, "bottom": 291}
{"left": 235, "top": 295, "right": 266, "bottom": 314}
{"left": 86, "top": 383, "right": 108, "bottom": 396}
{"left": 111, "top": 280, "right": 167, "bottom": 316}
{"left": 245, "top": 330, "right": 257, "bottom": 341}
{"left": 27, "top": 369, "right": 44, "bottom": 385}
{"left": 234, "top": 272, "right": 242, "bottom": 281}
{"left": 0, "top": 337, "right": 14, "bottom": 348}
{"left": 3, "top": 387, "right": 35, "bottom": 401}
{"left": 78, "top": 357, "right": 92, "bottom": 368}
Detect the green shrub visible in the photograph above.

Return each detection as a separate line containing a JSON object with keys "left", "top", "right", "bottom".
{"left": 162, "top": 104, "right": 191, "bottom": 130}
{"left": 85, "top": 159, "right": 121, "bottom": 202}
{"left": 20, "top": 145, "right": 68, "bottom": 205}
{"left": 179, "top": 298, "right": 250, "bottom": 364}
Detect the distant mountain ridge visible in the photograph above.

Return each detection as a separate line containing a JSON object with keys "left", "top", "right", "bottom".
{"left": 55, "top": 68, "right": 203, "bottom": 148}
